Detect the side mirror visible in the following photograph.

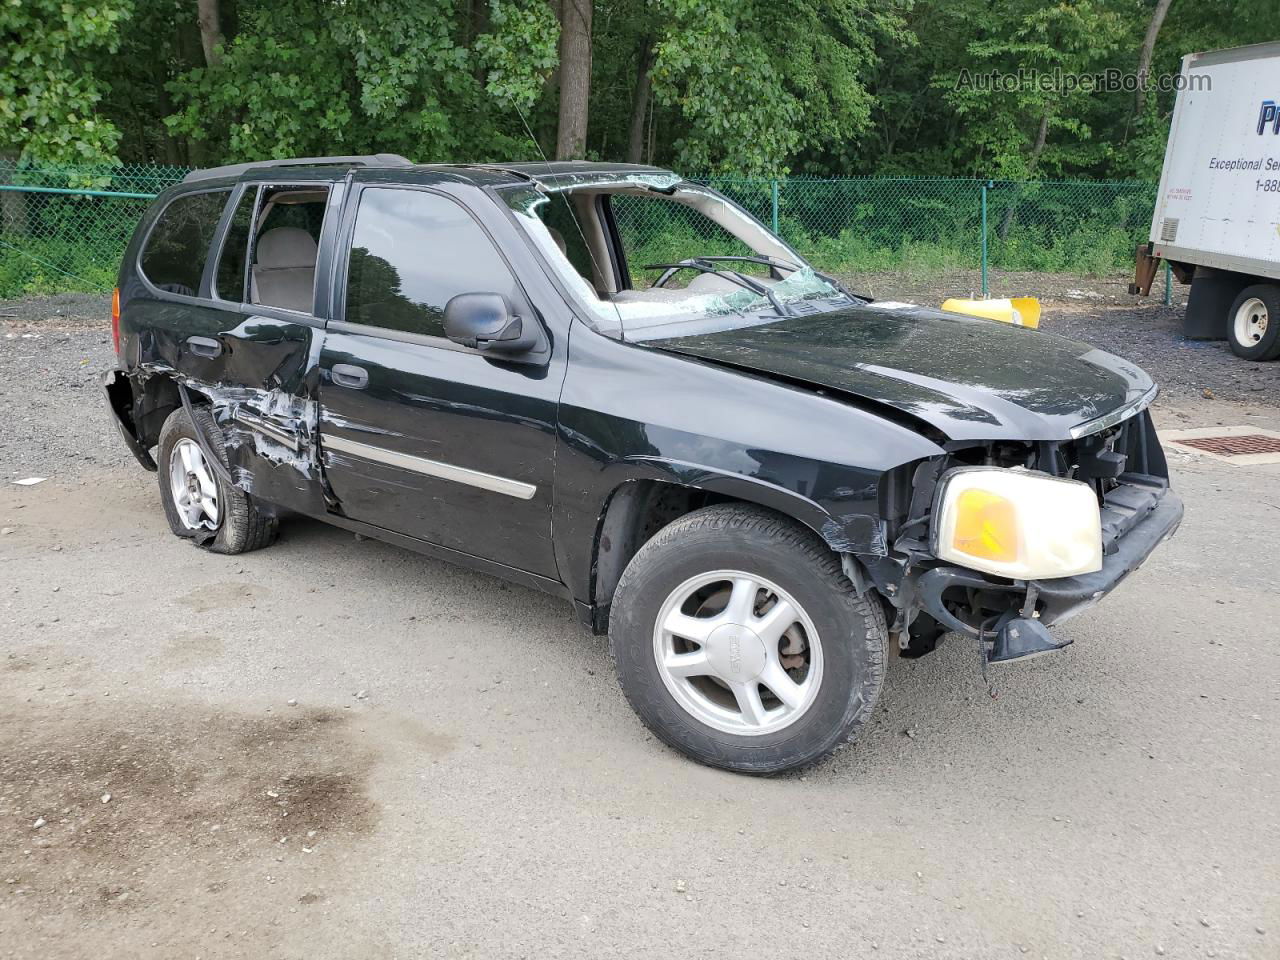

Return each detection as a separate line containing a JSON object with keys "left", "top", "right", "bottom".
{"left": 443, "top": 293, "right": 536, "bottom": 353}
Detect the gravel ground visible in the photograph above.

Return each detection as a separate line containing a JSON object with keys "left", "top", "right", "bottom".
{"left": 1, "top": 286, "right": 1279, "bottom": 958}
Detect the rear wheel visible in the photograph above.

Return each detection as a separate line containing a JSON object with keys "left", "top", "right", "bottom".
{"left": 157, "top": 406, "right": 278, "bottom": 554}
{"left": 609, "top": 504, "right": 887, "bottom": 774}
{"left": 1228, "top": 284, "right": 1280, "bottom": 360}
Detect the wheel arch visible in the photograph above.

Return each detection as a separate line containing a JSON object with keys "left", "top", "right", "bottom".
{"left": 585, "top": 466, "right": 863, "bottom": 634}
{"left": 123, "top": 368, "right": 184, "bottom": 451}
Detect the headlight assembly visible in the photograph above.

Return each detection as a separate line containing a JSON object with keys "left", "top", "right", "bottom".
{"left": 932, "top": 467, "right": 1102, "bottom": 580}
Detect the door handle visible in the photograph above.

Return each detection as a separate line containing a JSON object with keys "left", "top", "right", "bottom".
{"left": 186, "top": 336, "right": 222, "bottom": 358}
{"left": 330, "top": 363, "right": 369, "bottom": 389}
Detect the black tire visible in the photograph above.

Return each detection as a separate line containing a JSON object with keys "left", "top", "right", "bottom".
{"left": 609, "top": 504, "right": 887, "bottom": 774}
{"left": 157, "top": 406, "right": 278, "bottom": 554}
{"left": 1227, "top": 284, "right": 1280, "bottom": 360}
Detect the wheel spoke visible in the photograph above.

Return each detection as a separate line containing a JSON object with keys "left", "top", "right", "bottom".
{"left": 663, "top": 649, "right": 712, "bottom": 679}
{"left": 184, "top": 497, "right": 204, "bottom": 527}
{"left": 662, "top": 610, "right": 717, "bottom": 645}
{"left": 201, "top": 495, "right": 219, "bottom": 525}
{"left": 759, "top": 663, "right": 805, "bottom": 711}
{"left": 180, "top": 442, "right": 199, "bottom": 474}
{"left": 730, "top": 681, "right": 769, "bottom": 726}
{"left": 722, "top": 576, "right": 760, "bottom": 624}
{"left": 194, "top": 464, "right": 217, "bottom": 500}
{"left": 754, "top": 598, "right": 797, "bottom": 647}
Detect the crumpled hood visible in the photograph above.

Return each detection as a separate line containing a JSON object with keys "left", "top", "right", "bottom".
{"left": 647, "top": 301, "right": 1155, "bottom": 442}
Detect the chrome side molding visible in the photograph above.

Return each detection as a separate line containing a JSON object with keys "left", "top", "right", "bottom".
{"left": 322, "top": 434, "right": 537, "bottom": 500}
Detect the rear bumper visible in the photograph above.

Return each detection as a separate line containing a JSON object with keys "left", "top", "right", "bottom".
{"left": 914, "top": 481, "right": 1183, "bottom": 637}
{"left": 103, "top": 369, "right": 156, "bottom": 471}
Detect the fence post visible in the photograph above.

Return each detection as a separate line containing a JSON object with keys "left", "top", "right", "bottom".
{"left": 1163, "top": 262, "right": 1172, "bottom": 306}
{"left": 771, "top": 179, "right": 780, "bottom": 236}
{"left": 980, "top": 180, "right": 992, "bottom": 298}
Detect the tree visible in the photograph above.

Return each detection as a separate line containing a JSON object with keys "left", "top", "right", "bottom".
{"left": 626, "top": 37, "right": 653, "bottom": 164}
{"left": 942, "top": 0, "right": 1127, "bottom": 180}
{"left": 1134, "top": 0, "right": 1174, "bottom": 119}
{"left": 556, "top": 0, "right": 592, "bottom": 158}
{"left": 648, "top": 0, "right": 910, "bottom": 176}
{"left": 165, "top": 0, "right": 558, "bottom": 163}
{"left": 196, "top": 0, "right": 225, "bottom": 67}
{"left": 0, "top": 0, "right": 132, "bottom": 168}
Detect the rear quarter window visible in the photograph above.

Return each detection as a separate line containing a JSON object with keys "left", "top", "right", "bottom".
{"left": 140, "top": 189, "right": 231, "bottom": 296}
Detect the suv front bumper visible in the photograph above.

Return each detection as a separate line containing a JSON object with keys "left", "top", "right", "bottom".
{"left": 914, "top": 475, "right": 1183, "bottom": 637}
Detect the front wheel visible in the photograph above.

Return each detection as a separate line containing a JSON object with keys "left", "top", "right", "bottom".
{"left": 609, "top": 504, "right": 887, "bottom": 774}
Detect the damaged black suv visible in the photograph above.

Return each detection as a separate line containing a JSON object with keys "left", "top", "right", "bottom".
{"left": 105, "top": 155, "right": 1183, "bottom": 773}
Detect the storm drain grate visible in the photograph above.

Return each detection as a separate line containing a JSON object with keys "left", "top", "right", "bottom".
{"left": 1172, "top": 434, "right": 1280, "bottom": 456}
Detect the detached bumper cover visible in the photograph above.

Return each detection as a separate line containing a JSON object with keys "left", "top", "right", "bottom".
{"left": 103, "top": 369, "right": 157, "bottom": 471}
{"left": 916, "top": 478, "right": 1183, "bottom": 635}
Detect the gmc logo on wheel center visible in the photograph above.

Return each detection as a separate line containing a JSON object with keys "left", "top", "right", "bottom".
{"left": 1258, "top": 100, "right": 1280, "bottom": 135}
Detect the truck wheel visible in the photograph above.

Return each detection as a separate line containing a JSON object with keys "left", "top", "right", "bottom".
{"left": 157, "top": 406, "right": 278, "bottom": 554}
{"left": 1228, "top": 285, "right": 1280, "bottom": 360}
{"left": 609, "top": 504, "right": 887, "bottom": 774}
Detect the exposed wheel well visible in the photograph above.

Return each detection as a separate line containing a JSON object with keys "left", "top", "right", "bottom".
{"left": 130, "top": 372, "right": 183, "bottom": 450}
{"left": 589, "top": 480, "right": 837, "bottom": 632}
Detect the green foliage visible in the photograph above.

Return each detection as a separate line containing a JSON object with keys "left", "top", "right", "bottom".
{"left": 165, "top": 0, "right": 558, "bottom": 162}
{"left": 648, "top": 0, "right": 910, "bottom": 176}
{"left": 0, "top": 0, "right": 132, "bottom": 170}
{"left": 3, "top": 0, "right": 1279, "bottom": 198}
{"left": 941, "top": 0, "right": 1127, "bottom": 178}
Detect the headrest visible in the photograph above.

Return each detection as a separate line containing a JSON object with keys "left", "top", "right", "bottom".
{"left": 256, "top": 227, "right": 317, "bottom": 269}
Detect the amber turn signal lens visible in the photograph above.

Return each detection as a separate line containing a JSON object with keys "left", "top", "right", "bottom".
{"left": 951, "top": 488, "right": 1017, "bottom": 563}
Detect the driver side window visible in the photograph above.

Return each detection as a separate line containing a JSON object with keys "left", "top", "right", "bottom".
{"left": 608, "top": 194, "right": 758, "bottom": 288}
{"left": 345, "top": 187, "right": 520, "bottom": 339}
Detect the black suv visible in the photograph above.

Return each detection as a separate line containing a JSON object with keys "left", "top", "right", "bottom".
{"left": 105, "top": 155, "right": 1183, "bottom": 773}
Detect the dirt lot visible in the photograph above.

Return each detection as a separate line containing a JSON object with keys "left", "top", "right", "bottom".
{"left": 2, "top": 280, "right": 1279, "bottom": 959}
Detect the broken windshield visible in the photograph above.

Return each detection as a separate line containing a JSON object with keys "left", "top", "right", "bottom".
{"left": 501, "top": 181, "right": 855, "bottom": 341}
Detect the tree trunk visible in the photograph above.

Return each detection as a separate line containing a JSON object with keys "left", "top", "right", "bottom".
{"left": 555, "top": 0, "right": 592, "bottom": 160}
{"left": 626, "top": 38, "right": 653, "bottom": 164}
{"left": 1134, "top": 0, "right": 1174, "bottom": 118}
{"left": 999, "top": 109, "right": 1050, "bottom": 241}
{"left": 0, "top": 149, "right": 28, "bottom": 236}
{"left": 196, "top": 0, "right": 224, "bottom": 68}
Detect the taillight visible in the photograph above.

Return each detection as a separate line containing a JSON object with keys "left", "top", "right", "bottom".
{"left": 111, "top": 287, "right": 121, "bottom": 355}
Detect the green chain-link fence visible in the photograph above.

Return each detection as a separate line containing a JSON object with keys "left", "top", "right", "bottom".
{"left": 0, "top": 161, "right": 1158, "bottom": 300}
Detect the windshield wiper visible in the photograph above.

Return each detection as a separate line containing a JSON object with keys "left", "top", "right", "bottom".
{"left": 643, "top": 259, "right": 793, "bottom": 316}
{"left": 666, "top": 254, "right": 865, "bottom": 302}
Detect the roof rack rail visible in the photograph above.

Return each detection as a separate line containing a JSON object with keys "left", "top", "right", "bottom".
{"left": 182, "top": 154, "right": 413, "bottom": 184}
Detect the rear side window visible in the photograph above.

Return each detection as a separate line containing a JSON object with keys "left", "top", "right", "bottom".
{"left": 140, "top": 190, "right": 231, "bottom": 296}
{"left": 345, "top": 188, "right": 519, "bottom": 338}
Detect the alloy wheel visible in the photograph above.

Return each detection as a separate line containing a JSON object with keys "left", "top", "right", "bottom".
{"left": 652, "top": 570, "right": 823, "bottom": 736}
{"left": 168, "top": 438, "right": 220, "bottom": 531}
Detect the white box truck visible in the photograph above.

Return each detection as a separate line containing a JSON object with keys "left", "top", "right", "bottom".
{"left": 1131, "top": 41, "right": 1280, "bottom": 360}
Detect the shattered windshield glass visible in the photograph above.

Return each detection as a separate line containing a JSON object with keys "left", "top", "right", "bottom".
{"left": 501, "top": 181, "right": 854, "bottom": 341}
